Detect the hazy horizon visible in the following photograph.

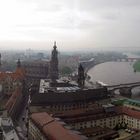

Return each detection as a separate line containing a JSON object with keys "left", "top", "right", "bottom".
{"left": 0, "top": 0, "right": 140, "bottom": 51}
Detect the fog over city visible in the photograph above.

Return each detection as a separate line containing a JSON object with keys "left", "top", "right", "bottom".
{"left": 0, "top": 0, "right": 140, "bottom": 51}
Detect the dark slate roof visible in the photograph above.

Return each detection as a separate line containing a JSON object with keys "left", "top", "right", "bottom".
{"left": 31, "top": 87, "right": 108, "bottom": 106}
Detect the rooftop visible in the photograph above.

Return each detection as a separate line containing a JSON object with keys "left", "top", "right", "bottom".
{"left": 31, "top": 112, "right": 88, "bottom": 140}
{"left": 112, "top": 99, "right": 140, "bottom": 106}
{"left": 54, "top": 106, "right": 104, "bottom": 119}
{"left": 39, "top": 79, "right": 80, "bottom": 93}
{"left": 0, "top": 117, "right": 19, "bottom": 140}
{"left": 54, "top": 105, "right": 140, "bottom": 123}
{"left": 80, "top": 127, "right": 119, "bottom": 139}
{"left": 0, "top": 67, "right": 25, "bottom": 81}
{"left": 31, "top": 87, "right": 108, "bottom": 105}
{"left": 125, "top": 99, "right": 140, "bottom": 107}
{"left": 22, "top": 59, "right": 49, "bottom": 66}
{"left": 116, "top": 106, "right": 140, "bottom": 120}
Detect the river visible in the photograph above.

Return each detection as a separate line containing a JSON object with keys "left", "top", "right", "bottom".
{"left": 88, "top": 61, "right": 140, "bottom": 86}
{"left": 88, "top": 61, "right": 140, "bottom": 99}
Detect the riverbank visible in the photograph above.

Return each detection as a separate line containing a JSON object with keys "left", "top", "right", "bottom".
{"left": 133, "top": 61, "right": 140, "bottom": 72}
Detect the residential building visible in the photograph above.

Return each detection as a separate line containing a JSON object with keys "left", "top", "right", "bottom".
{"left": 0, "top": 117, "right": 19, "bottom": 140}
{"left": 29, "top": 112, "right": 87, "bottom": 140}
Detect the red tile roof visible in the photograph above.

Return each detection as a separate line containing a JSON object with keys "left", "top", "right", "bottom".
{"left": 0, "top": 67, "right": 25, "bottom": 81}
{"left": 31, "top": 112, "right": 85, "bottom": 140}
{"left": 55, "top": 106, "right": 140, "bottom": 123}
{"left": 55, "top": 107, "right": 104, "bottom": 118}
{"left": 116, "top": 106, "right": 140, "bottom": 119}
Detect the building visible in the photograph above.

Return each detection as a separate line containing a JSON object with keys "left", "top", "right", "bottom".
{"left": 0, "top": 59, "right": 25, "bottom": 95}
{"left": 29, "top": 82, "right": 140, "bottom": 139}
{"left": 0, "top": 59, "right": 26, "bottom": 121}
{"left": 0, "top": 117, "right": 19, "bottom": 140}
{"left": 28, "top": 56, "right": 111, "bottom": 139}
{"left": 29, "top": 78, "right": 111, "bottom": 139}
{"left": 22, "top": 42, "right": 59, "bottom": 86}
{"left": 77, "top": 64, "right": 85, "bottom": 88}
{"left": 54, "top": 104, "right": 123, "bottom": 130}
{"left": 30, "top": 83, "right": 108, "bottom": 114}
{"left": 53, "top": 102, "right": 140, "bottom": 139}
{"left": 114, "top": 99, "right": 140, "bottom": 130}
{"left": 28, "top": 73, "right": 111, "bottom": 139}
{"left": 29, "top": 112, "right": 87, "bottom": 140}
{"left": 80, "top": 127, "right": 119, "bottom": 139}
{"left": 49, "top": 41, "right": 59, "bottom": 81}
{"left": 22, "top": 59, "right": 49, "bottom": 86}
{"left": 27, "top": 43, "right": 140, "bottom": 140}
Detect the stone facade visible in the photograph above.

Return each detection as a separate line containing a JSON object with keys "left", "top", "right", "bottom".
{"left": 22, "top": 60, "right": 49, "bottom": 86}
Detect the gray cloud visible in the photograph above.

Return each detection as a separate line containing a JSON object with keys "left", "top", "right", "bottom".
{"left": 0, "top": 0, "right": 140, "bottom": 50}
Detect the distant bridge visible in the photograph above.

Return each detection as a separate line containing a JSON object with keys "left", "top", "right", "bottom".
{"left": 81, "top": 57, "right": 140, "bottom": 74}
{"left": 116, "top": 58, "right": 140, "bottom": 62}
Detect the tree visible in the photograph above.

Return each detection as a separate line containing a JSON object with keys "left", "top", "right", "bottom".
{"left": 60, "top": 66, "right": 73, "bottom": 75}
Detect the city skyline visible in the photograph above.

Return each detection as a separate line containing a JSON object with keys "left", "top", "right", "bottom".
{"left": 0, "top": 0, "right": 140, "bottom": 51}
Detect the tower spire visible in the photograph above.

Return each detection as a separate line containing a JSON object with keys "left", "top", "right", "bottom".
{"left": 53, "top": 41, "right": 57, "bottom": 49}
{"left": 77, "top": 63, "right": 85, "bottom": 87}
{"left": 50, "top": 42, "right": 59, "bottom": 81}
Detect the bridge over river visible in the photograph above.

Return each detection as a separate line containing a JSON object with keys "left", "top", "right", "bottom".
{"left": 106, "top": 82, "right": 140, "bottom": 97}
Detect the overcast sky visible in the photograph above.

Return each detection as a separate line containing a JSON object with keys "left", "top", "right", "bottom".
{"left": 0, "top": 0, "right": 140, "bottom": 51}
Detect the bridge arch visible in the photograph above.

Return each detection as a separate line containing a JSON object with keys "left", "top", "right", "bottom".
{"left": 107, "top": 82, "right": 140, "bottom": 98}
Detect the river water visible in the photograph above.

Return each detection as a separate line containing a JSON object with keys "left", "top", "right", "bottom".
{"left": 88, "top": 61, "right": 140, "bottom": 99}
{"left": 88, "top": 62, "right": 140, "bottom": 86}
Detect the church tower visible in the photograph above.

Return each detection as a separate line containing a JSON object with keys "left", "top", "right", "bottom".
{"left": 77, "top": 64, "right": 85, "bottom": 87}
{"left": 50, "top": 42, "right": 59, "bottom": 81}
